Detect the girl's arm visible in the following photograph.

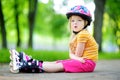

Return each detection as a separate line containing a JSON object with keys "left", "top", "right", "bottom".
{"left": 69, "top": 53, "right": 85, "bottom": 63}
{"left": 69, "top": 42, "right": 85, "bottom": 63}
{"left": 75, "top": 43, "right": 85, "bottom": 57}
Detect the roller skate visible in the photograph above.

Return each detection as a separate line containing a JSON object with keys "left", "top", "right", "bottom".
{"left": 9, "top": 49, "right": 21, "bottom": 73}
{"left": 9, "top": 49, "right": 26, "bottom": 73}
{"left": 9, "top": 49, "right": 28, "bottom": 62}
{"left": 9, "top": 49, "right": 44, "bottom": 73}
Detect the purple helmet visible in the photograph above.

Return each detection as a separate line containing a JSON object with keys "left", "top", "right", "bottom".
{"left": 66, "top": 5, "right": 92, "bottom": 26}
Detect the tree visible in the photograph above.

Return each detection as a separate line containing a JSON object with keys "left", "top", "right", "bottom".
{"left": 14, "top": 0, "right": 21, "bottom": 47}
{"left": 50, "top": 14, "right": 67, "bottom": 48}
{"left": 105, "top": 0, "right": 120, "bottom": 51}
{"left": 0, "top": 0, "right": 7, "bottom": 48}
{"left": 50, "top": 14, "right": 67, "bottom": 40}
{"left": 28, "top": 0, "right": 38, "bottom": 48}
{"left": 94, "top": 0, "right": 106, "bottom": 51}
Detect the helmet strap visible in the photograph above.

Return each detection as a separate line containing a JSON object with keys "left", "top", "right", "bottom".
{"left": 73, "top": 30, "right": 81, "bottom": 34}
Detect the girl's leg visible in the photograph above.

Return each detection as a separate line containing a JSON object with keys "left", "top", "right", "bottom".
{"left": 19, "top": 52, "right": 64, "bottom": 72}
{"left": 9, "top": 49, "right": 64, "bottom": 73}
{"left": 42, "top": 62, "right": 64, "bottom": 72}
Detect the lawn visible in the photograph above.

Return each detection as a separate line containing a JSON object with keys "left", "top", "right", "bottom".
{"left": 0, "top": 48, "right": 120, "bottom": 63}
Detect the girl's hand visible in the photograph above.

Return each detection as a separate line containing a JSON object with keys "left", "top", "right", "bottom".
{"left": 69, "top": 53, "right": 86, "bottom": 63}
{"left": 79, "top": 58, "right": 85, "bottom": 63}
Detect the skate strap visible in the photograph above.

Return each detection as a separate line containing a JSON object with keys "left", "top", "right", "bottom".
{"left": 28, "top": 60, "right": 44, "bottom": 72}
{"left": 19, "top": 59, "right": 44, "bottom": 73}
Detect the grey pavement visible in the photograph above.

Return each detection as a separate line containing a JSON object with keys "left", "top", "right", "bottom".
{"left": 0, "top": 60, "right": 120, "bottom": 80}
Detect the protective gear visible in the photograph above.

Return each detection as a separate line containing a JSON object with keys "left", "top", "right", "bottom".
{"left": 18, "top": 52, "right": 44, "bottom": 73}
{"left": 19, "top": 59, "right": 44, "bottom": 73}
{"left": 73, "top": 30, "right": 80, "bottom": 34}
{"left": 9, "top": 49, "right": 44, "bottom": 73}
{"left": 66, "top": 5, "right": 92, "bottom": 26}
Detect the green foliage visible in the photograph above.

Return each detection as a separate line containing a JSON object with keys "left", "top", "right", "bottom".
{"left": 1, "top": 0, "right": 28, "bottom": 43}
{"left": 35, "top": 1, "right": 68, "bottom": 39}
{"left": 34, "top": 1, "right": 54, "bottom": 35}
{"left": 106, "top": 0, "right": 120, "bottom": 19}
{"left": 1, "top": 0, "right": 69, "bottom": 48}
{"left": 50, "top": 14, "right": 68, "bottom": 39}
{"left": 1, "top": 0, "right": 119, "bottom": 52}
{"left": 103, "top": 13, "right": 116, "bottom": 44}
{"left": 105, "top": 0, "right": 120, "bottom": 49}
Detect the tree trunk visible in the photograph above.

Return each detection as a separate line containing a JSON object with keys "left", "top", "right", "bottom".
{"left": 0, "top": 0, "right": 7, "bottom": 48}
{"left": 14, "top": 0, "right": 21, "bottom": 47}
{"left": 28, "top": 0, "right": 38, "bottom": 48}
{"left": 94, "top": 0, "right": 106, "bottom": 51}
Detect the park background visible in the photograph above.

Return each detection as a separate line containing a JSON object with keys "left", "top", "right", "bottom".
{"left": 0, "top": 0, "right": 120, "bottom": 63}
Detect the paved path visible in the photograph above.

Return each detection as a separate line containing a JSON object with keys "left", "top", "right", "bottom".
{"left": 0, "top": 60, "right": 120, "bottom": 80}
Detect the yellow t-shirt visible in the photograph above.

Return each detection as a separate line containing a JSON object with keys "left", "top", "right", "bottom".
{"left": 69, "top": 30, "right": 98, "bottom": 62}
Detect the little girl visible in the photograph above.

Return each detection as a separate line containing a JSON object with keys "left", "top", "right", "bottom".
{"left": 9, "top": 5, "right": 98, "bottom": 73}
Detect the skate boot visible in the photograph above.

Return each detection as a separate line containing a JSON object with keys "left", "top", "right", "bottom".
{"left": 9, "top": 49, "right": 44, "bottom": 73}
{"left": 9, "top": 61, "right": 20, "bottom": 73}
{"left": 9, "top": 49, "right": 29, "bottom": 62}
{"left": 19, "top": 59, "right": 44, "bottom": 73}
{"left": 9, "top": 49, "right": 21, "bottom": 73}
{"left": 9, "top": 58, "right": 44, "bottom": 73}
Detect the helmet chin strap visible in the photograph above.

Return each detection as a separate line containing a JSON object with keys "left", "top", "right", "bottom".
{"left": 73, "top": 30, "right": 81, "bottom": 34}
{"left": 73, "top": 28, "right": 86, "bottom": 34}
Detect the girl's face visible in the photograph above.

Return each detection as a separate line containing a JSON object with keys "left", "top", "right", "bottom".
{"left": 70, "top": 15, "right": 85, "bottom": 32}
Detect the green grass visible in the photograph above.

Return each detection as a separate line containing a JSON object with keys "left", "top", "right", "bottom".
{"left": 0, "top": 49, "right": 120, "bottom": 63}
{"left": 0, "top": 48, "right": 69, "bottom": 63}
{"left": 99, "top": 52, "right": 120, "bottom": 60}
